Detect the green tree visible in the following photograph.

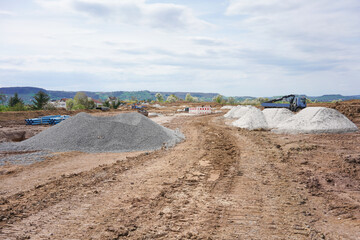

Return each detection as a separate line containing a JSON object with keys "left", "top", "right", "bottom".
{"left": 11, "top": 102, "right": 26, "bottom": 111}
{"left": 104, "top": 100, "right": 110, "bottom": 107}
{"left": 257, "top": 97, "right": 269, "bottom": 104}
{"left": 111, "top": 100, "right": 121, "bottom": 109}
{"left": 185, "top": 93, "right": 194, "bottom": 102}
{"left": 87, "top": 99, "right": 96, "bottom": 109}
{"left": 227, "top": 97, "right": 236, "bottom": 105}
{"left": 212, "top": 94, "right": 224, "bottom": 104}
{"left": 31, "top": 91, "right": 50, "bottom": 110}
{"left": 0, "top": 93, "right": 6, "bottom": 105}
{"left": 74, "top": 92, "right": 88, "bottom": 107}
{"left": 66, "top": 99, "right": 74, "bottom": 110}
{"left": 166, "top": 94, "right": 178, "bottom": 103}
{"left": 8, "top": 93, "right": 24, "bottom": 107}
{"left": 155, "top": 93, "right": 164, "bottom": 102}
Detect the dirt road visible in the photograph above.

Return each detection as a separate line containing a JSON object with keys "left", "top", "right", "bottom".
{"left": 0, "top": 114, "right": 359, "bottom": 239}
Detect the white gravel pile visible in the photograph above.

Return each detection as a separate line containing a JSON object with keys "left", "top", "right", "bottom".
{"left": 232, "top": 107, "right": 268, "bottom": 130}
{"left": 152, "top": 104, "right": 165, "bottom": 108}
{"left": 221, "top": 105, "right": 235, "bottom": 110}
{"left": 224, "top": 105, "right": 255, "bottom": 119}
{"left": 273, "top": 107, "right": 358, "bottom": 134}
{"left": 1, "top": 112, "right": 184, "bottom": 153}
{"left": 262, "top": 108, "right": 294, "bottom": 128}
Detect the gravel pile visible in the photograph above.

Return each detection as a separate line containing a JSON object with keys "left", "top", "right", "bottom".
{"left": 0, "top": 151, "right": 53, "bottom": 166}
{"left": 224, "top": 105, "right": 255, "bottom": 119}
{"left": 221, "top": 105, "right": 235, "bottom": 110}
{"left": 272, "top": 107, "right": 358, "bottom": 134}
{"left": 262, "top": 108, "right": 294, "bottom": 128}
{"left": 152, "top": 104, "right": 165, "bottom": 108}
{"left": 0, "top": 112, "right": 184, "bottom": 153}
{"left": 232, "top": 107, "right": 268, "bottom": 130}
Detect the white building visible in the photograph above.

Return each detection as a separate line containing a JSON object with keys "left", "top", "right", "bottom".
{"left": 49, "top": 98, "right": 67, "bottom": 109}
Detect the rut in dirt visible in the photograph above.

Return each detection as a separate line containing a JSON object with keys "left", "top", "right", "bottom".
{"left": 0, "top": 115, "right": 240, "bottom": 239}
{"left": 0, "top": 115, "right": 324, "bottom": 239}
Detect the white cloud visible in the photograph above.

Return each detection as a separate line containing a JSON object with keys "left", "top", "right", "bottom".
{"left": 226, "top": 0, "right": 300, "bottom": 16}
{"left": 1, "top": 0, "right": 359, "bottom": 96}
{"left": 0, "top": 10, "right": 16, "bottom": 16}
{"left": 35, "top": 0, "right": 210, "bottom": 30}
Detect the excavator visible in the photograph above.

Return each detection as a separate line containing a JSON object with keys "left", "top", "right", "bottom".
{"left": 261, "top": 94, "right": 307, "bottom": 112}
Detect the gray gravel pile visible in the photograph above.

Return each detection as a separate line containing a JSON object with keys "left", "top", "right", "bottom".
{"left": 272, "top": 107, "right": 358, "bottom": 134}
{"left": 0, "top": 151, "right": 53, "bottom": 166}
{"left": 0, "top": 112, "right": 184, "bottom": 153}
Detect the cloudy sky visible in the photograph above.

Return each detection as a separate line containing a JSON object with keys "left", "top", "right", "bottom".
{"left": 0, "top": 0, "right": 359, "bottom": 96}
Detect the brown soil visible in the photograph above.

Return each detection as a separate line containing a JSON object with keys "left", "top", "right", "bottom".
{"left": 0, "top": 103, "right": 359, "bottom": 239}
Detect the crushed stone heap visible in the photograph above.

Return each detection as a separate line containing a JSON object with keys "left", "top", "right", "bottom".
{"left": 232, "top": 107, "right": 268, "bottom": 130}
{"left": 220, "top": 105, "right": 235, "bottom": 110}
{"left": 6, "top": 112, "right": 184, "bottom": 153}
{"left": 262, "top": 108, "right": 294, "bottom": 129}
{"left": 224, "top": 105, "right": 255, "bottom": 119}
{"left": 272, "top": 107, "right": 358, "bottom": 134}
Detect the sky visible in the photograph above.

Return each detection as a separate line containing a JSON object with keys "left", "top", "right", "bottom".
{"left": 0, "top": 0, "right": 359, "bottom": 97}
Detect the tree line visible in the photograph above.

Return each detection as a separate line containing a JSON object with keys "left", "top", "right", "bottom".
{"left": 0, "top": 91, "right": 51, "bottom": 111}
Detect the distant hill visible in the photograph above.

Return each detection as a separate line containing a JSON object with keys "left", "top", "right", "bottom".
{"left": 306, "top": 94, "right": 360, "bottom": 102}
{"left": 0, "top": 87, "right": 220, "bottom": 103}
{"left": 0, "top": 87, "right": 359, "bottom": 104}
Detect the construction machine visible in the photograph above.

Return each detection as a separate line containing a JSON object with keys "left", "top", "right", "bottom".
{"left": 261, "top": 95, "right": 307, "bottom": 112}
{"left": 131, "top": 103, "right": 147, "bottom": 110}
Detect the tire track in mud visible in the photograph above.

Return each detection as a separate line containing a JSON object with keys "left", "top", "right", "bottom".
{"left": 73, "top": 116, "right": 241, "bottom": 239}
{"left": 0, "top": 114, "right": 330, "bottom": 239}
{"left": 0, "top": 152, "right": 156, "bottom": 230}
{"left": 0, "top": 115, "right": 240, "bottom": 239}
{"left": 218, "top": 129, "right": 323, "bottom": 239}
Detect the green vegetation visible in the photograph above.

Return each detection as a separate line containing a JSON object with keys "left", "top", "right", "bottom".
{"left": 8, "top": 93, "right": 24, "bottom": 107}
{"left": 155, "top": 93, "right": 164, "bottom": 102}
{"left": 31, "top": 91, "right": 50, "bottom": 110}
{"left": 166, "top": 94, "right": 179, "bottom": 103}
{"left": 0, "top": 93, "right": 28, "bottom": 111}
{"left": 74, "top": 92, "right": 88, "bottom": 106}
{"left": 0, "top": 93, "right": 6, "bottom": 104}
{"left": 213, "top": 94, "right": 225, "bottom": 104}
{"left": 111, "top": 100, "right": 121, "bottom": 109}
{"left": 185, "top": 93, "right": 199, "bottom": 102}
{"left": 227, "top": 97, "right": 236, "bottom": 105}
{"left": 103, "top": 100, "right": 110, "bottom": 108}
{"left": 66, "top": 99, "right": 74, "bottom": 110}
{"left": 70, "top": 92, "right": 94, "bottom": 109}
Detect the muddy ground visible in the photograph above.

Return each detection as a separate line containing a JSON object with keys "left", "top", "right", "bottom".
{"left": 0, "top": 101, "right": 359, "bottom": 239}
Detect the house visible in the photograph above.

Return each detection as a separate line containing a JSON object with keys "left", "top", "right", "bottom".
{"left": 49, "top": 99, "right": 67, "bottom": 109}
{"left": 88, "top": 97, "right": 103, "bottom": 108}
{"left": 92, "top": 99, "right": 103, "bottom": 108}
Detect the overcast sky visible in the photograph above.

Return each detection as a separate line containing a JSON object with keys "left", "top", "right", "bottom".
{"left": 0, "top": 0, "right": 359, "bottom": 96}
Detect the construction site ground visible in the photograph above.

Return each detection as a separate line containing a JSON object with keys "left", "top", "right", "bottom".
{"left": 0, "top": 101, "right": 360, "bottom": 239}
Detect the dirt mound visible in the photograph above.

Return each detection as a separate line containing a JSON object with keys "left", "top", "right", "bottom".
{"left": 262, "top": 108, "right": 294, "bottom": 128}
{"left": 273, "top": 107, "right": 358, "bottom": 134}
{"left": 232, "top": 107, "right": 268, "bottom": 130}
{"left": 1, "top": 112, "right": 184, "bottom": 153}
